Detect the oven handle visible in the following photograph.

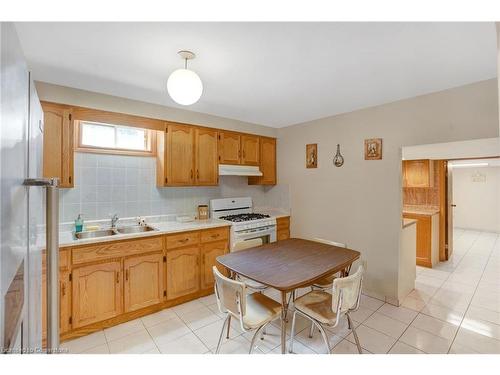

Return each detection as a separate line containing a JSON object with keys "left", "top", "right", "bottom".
{"left": 234, "top": 225, "right": 276, "bottom": 234}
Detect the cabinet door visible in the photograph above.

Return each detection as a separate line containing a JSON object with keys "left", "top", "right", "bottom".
{"left": 42, "top": 102, "right": 74, "bottom": 187}
{"left": 201, "top": 241, "right": 228, "bottom": 290}
{"left": 167, "top": 124, "right": 195, "bottom": 185}
{"left": 71, "top": 261, "right": 122, "bottom": 329}
{"left": 42, "top": 270, "right": 71, "bottom": 343}
{"left": 166, "top": 247, "right": 200, "bottom": 300}
{"left": 124, "top": 253, "right": 165, "bottom": 312}
{"left": 195, "top": 128, "right": 218, "bottom": 185}
{"left": 218, "top": 131, "right": 241, "bottom": 165}
{"left": 403, "top": 160, "right": 433, "bottom": 188}
{"left": 241, "top": 134, "right": 260, "bottom": 166}
{"left": 249, "top": 137, "right": 276, "bottom": 185}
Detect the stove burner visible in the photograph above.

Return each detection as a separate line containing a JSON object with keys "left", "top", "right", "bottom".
{"left": 220, "top": 213, "right": 271, "bottom": 222}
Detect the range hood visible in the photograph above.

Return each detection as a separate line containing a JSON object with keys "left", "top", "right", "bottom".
{"left": 218, "top": 164, "right": 263, "bottom": 176}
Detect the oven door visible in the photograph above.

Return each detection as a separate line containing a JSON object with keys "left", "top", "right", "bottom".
{"left": 231, "top": 225, "right": 277, "bottom": 252}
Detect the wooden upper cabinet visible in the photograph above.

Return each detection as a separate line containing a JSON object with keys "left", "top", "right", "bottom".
{"left": 168, "top": 124, "right": 195, "bottom": 185}
{"left": 249, "top": 137, "right": 276, "bottom": 185}
{"left": 124, "top": 253, "right": 165, "bottom": 313}
{"left": 241, "top": 134, "right": 260, "bottom": 166}
{"left": 166, "top": 246, "right": 200, "bottom": 300}
{"left": 403, "top": 160, "right": 434, "bottom": 188}
{"left": 41, "top": 102, "right": 74, "bottom": 188}
{"left": 200, "top": 240, "right": 228, "bottom": 290}
{"left": 195, "top": 128, "right": 218, "bottom": 185}
{"left": 71, "top": 261, "right": 122, "bottom": 329}
{"left": 218, "top": 131, "right": 241, "bottom": 165}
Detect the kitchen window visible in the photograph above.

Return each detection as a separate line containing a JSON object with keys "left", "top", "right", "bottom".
{"left": 76, "top": 121, "right": 155, "bottom": 156}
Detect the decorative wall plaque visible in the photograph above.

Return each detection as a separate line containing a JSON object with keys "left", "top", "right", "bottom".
{"left": 364, "top": 138, "right": 383, "bottom": 160}
{"left": 306, "top": 144, "right": 317, "bottom": 168}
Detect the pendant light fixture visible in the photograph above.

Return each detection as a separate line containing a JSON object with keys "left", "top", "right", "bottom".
{"left": 167, "top": 50, "right": 203, "bottom": 106}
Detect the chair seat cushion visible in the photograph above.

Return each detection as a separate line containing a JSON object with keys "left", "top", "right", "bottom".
{"left": 242, "top": 292, "right": 282, "bottom": 329}
{"left": 294, "top": 290, "right": 338, "bottom": 325}
{"left": 312, "top": 274, "right": 336, "bottom": 288}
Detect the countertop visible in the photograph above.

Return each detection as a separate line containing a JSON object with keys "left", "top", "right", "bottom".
{"left": 57, "top": 219, "right": 231, "bottom": 248}
{"left": 403, "top": 206, "right": 440, "bottom": 216}
{"left": 402, "top": 218, "right": 417, "bottom": 228}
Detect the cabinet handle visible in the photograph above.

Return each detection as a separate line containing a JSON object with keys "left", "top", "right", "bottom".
{"left": 125, "top": 270, "right": 129, "bottom": 281}
{"left": 211, "top": 233, "right": 219, "bottom": 238}
{"left": 196, "top": 170, "right": 199, "bottom": 179}
{"left": 69, "top": 176, "right": 72, "bottom": 184}
{"left": 116, "top": 272, "right": 120, "bottom": 284}
{"left": 238, "top": 150, "right": 241, "bottom": 158}
{"left": 179, "top": 238, "right": 189, "bottom": 243}
{"left": 190, "top": 170, "right": 193, "bottom": 179}
{"left": 61, "top": 282, "right": 66, "bottom": 297}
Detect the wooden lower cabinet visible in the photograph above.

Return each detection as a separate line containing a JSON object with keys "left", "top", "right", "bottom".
{"left": 55, "top": 227, "right": 231, "bottom": 341}
{"left": 166, "top": 246, "right": 200, "bottom": 300}
{"left": 276, "top": 216, "right": 290, "bottom": 241}
{"left": 403, "top": 213, "right": 439, "bottom": 268}
{"left": 124, "top": 253, "right": 165, "bottom": 312}
{"left": 42, "top": 270, "right": 71, "bottom": 341}
{"left": 201, "top": 241, "right": 228, "bottom": 290}
{"left": 71, "top": 261, "right": 122, "bottom": 329}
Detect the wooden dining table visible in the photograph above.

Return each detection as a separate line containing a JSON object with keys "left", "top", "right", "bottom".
{"left": 216, "top": 238, "right": 361, "bottom": 354}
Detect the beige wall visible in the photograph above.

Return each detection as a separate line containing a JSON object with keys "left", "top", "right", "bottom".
{"left": 35, "top": 81, "right": 277, "bottom": 137}
{"left": 277, "top": 79, "right": 499, "bottom": 301}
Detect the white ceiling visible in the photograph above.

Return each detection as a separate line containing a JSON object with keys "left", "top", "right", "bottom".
{"left": 15, "top": 22, "right": 497, "bottom": 128}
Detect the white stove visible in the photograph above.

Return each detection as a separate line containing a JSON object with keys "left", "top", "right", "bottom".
{"left": 210, "top": 197, "right": 277, "bottom": 251}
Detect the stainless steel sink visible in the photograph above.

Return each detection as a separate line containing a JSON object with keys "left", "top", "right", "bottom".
{"left": 75, "top": 229, "right": 117, "bottom": 239}
{"left": 115, "top": 225, "right": 157, "bottom": 234}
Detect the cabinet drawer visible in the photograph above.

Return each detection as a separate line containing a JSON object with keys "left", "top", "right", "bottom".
{"left": 42, "top": 249, "right": 70, "bottom": 271}
{"left": 166, "top": 231, "right": 200, "bottom": 250}
{"left": 276, "top": 217, "right": 290, "bottom": 230}
{"left": 72, "top": 236, "right": 164, "bottom": 265}
{"left": 201, "top": 227, "right": 229, "bottom": 243}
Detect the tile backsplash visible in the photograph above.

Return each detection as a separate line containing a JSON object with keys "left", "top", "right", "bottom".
{"left": 59, "top": 152, "right": 289, "bottom": 223}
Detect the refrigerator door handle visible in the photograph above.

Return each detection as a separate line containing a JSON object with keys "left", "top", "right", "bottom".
{"left": 24, "top": 177, "right": 59, "bottom": 353}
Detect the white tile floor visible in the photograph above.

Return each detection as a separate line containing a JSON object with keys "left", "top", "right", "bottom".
{"left": 62, "top": 229, "right": 500, "bottom": 354}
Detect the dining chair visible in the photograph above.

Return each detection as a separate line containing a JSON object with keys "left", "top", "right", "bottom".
{"left": 289, "top": 265, "right": 364, "bottom": 354}
{"left": 212, "top": 266, "right": 282, "bottom": 354}
{"left": 307, "top": 239, "right": 347, "bottom": 338}
{"left": 232, "top": 238, "right": 269, "bottom": 292}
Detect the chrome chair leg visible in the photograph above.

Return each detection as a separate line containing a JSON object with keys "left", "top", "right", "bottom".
{"left": 347, "top": 314, "right": 362, "bottom": 354}
{"left": 249, "top": 324, "right": 266, "bottom": 354}
{"left": 226, "top": 315, "right": 232, "bottom": 339}
{"left": 308, "top": 321, "right": 315, "bottom": 338}
{"left": 216, "top": 315, "right": 230, "bottom": 354}
{"left": 288, "top": 311, "right": 297, "bottom": 353}
{"left": 316, "top": 321, "right": 331, "bottom": 354}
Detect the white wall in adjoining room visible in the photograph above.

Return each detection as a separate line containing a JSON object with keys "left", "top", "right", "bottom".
{"left": 277, "top": 79, "right": 499, "bottom": 303}
{"left": 452, "top": 165, "right": 500, "bottom": 233}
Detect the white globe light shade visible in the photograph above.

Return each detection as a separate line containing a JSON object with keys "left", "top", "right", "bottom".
{"left": 167, "top": 68, "right": 203, "bottom": 105}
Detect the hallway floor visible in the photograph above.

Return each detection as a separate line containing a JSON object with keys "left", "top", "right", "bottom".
{"left": 61, "top": 229, "right": 500, "bottom": 354}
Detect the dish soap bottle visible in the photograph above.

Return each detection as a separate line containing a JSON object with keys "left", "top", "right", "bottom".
{"left": 75, "top": 214, "right": 84, "bottom": 233}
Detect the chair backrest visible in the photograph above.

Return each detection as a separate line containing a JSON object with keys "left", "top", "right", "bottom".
{"left": 331, "top": 265, "right": 364, "bottom": 314}
{"left": 232, "top": 238, "right": 263, "bottom": 252}
{"left": 213, "top": 266, "right": 247, "bottom": 317}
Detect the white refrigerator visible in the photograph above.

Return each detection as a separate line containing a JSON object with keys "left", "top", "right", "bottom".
{"left": 1, "top": 22, "right": 59, "bottom": 354}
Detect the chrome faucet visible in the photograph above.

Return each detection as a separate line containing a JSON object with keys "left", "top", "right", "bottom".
{"left": 111, "top": 214, "right": 119, "bottom": 229}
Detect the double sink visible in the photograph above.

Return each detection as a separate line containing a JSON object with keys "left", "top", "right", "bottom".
{"left": 75, "top": 225, "right": 157, "bottom": 239}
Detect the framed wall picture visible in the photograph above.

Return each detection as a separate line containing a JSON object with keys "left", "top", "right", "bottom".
{"left": 306, "top": 143, "right": 317, "bottom": 168}
{"left": 364, "top": 138, "right": 382, "bottom": 160}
